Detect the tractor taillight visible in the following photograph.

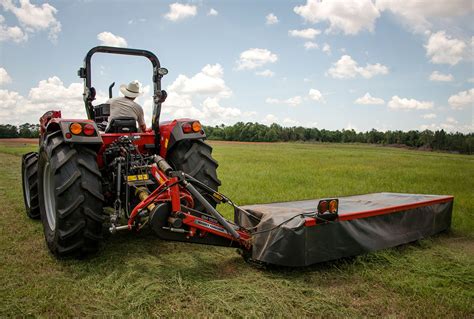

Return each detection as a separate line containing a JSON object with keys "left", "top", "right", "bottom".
{"left": 83, "top": 124, "right": 95, "bottom": 136}
{"left": 192, "top": 121, "right": 202, "bottom": 132}
{"left": 182, "top": 123, "right": 192, "bottom": 133}
{"left": 318, "top": 200, "right": 328, "bottom": 214}
{"left": 70, "top": 123, "right": 82, "bottom": 135}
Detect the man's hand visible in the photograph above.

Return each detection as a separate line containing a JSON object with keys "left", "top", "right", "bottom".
{"left": 145, "top": 127, "right": 153, "bottom": 133}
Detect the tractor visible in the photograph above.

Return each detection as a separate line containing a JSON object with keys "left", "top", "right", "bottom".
{"left": 21, "top": 46, "right": 453, "bottom": 266}
{"left": 21, "top": 46, "right": 245, "bottom": 258}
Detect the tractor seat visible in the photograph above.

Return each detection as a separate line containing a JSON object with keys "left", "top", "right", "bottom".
{"left": 105, "top": 117, "right": 138, "bottom": 133}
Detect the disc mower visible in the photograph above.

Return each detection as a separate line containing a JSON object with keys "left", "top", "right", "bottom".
{"left": 21, "top": 46, "right": 454, "bottom": 266}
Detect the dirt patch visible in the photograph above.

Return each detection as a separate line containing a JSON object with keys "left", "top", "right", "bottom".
{"left": 0, "top": 138, "right": 38, "bottom": 145}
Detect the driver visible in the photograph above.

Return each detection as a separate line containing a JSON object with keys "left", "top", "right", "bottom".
{"left": 107, "top": 80, "right": 147, "bottom": 132}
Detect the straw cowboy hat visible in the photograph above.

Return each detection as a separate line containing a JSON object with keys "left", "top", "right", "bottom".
{"left": 120, "top": 80, "right": 142, "bottom": 98}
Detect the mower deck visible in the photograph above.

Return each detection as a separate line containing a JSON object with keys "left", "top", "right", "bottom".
{"left": 235, "top": 193, "right": 453, "bottom": 267}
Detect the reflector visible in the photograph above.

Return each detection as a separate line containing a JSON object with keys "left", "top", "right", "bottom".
{"left": 318, "top": 200, "right": 328, "bottom": 214}
{"left": 192, "top": 121, "right": 202, "bottom": 132}
{"left": 83, "top": 124, "right": 95, "bottom": 136}
{"left": 182, "top": 123, "right": 192, "bottom": 133}
{"left": 70, "top": 123, "right": 82, "bottom": 135}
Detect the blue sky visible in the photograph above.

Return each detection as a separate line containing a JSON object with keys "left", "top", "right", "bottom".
{"left": 0, "top": 0, "right": 473, "bottom": 133}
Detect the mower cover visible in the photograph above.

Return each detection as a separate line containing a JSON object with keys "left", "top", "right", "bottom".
{"left": 235, "top": 193, "right": 453, "bottom": 267}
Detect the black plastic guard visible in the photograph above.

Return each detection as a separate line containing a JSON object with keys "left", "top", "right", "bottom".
{"left": 235, "top": 193, "right": 453, "bottom": 267}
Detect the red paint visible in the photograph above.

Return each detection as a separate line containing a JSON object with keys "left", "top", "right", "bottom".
{"left": 158, "top": 118, "right": 196, "bottom": 157}
{"left": 339, "top": 196, "right": 454, "bottom": 221}
{"left": 39, "top": 110, "right": 62, "bottom": 134}
{"left": 305, "top": 196, "right": 454, "bottom": 227}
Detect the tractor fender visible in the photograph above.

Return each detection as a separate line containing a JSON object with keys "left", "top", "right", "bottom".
{"left": 44, "top": 117, "right": 103, "bottom": 146}
{"left": 158, "top": 119, "right": 206, "bottom": 157}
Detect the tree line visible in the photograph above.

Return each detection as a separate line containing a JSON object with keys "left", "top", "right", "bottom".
{"left": 0, "top": 123, "right": 40, "bottom": 138}
{"left": 1, "top": 122, "right": 472, "bottom": 154}
{"left": 204, "top": 122, "right": 474, "bottom": 154}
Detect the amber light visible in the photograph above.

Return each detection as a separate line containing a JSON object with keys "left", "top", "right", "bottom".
{"left": 329, "top": 200, "right": 338, "bottom": 213}
{"left": 318, "top": 200, "right": 328, "bottom": 214}
{"left": 192, "top": 121, "right": 202, "bottom": 132}
{"left": 83, "top": 123, "right": 95, "bottom": 136}
{"left": 70, "top": 122, "right": 82, "bottom": 135}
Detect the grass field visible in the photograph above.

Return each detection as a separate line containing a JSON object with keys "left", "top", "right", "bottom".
{"left": 1, "top": 140, "right": 473, "bottom": 317}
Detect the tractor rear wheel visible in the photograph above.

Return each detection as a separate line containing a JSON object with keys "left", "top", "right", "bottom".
{"left": 167, "top": 139, "right": 221, "bottom": 211}
{"left": 38, "top": 131, "right": 105, "bottom": 258}
{"left": 21, "top": 152, "right": 40, "bottom": 219}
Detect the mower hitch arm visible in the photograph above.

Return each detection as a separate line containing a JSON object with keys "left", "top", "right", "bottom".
{"left": 182, "top": 179, "right": 241, "bottom": 240}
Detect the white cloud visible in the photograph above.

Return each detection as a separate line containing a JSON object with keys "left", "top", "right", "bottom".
{"left": 0, "top": 15, "right": 27, "bottom": 43}
{"left": 425, "top": 31, "right": 466, "bottom": 65}
{"left": 160, "top": 64, "right": 247, "bottom": 125}
{"left": 421, "top": 115, "right": 473, "bottom": 133}
{"left": 201, "top": 97, "right": 242, "bottom": 122}
{"left": 446, "top": 117, "right": 458, "bottom": 124}
{"left": 468, "top": 78, "right": 474, "bottom": 83}
{"left": 422, "top": 113, "right": 437, "bottom": 119}
{"left": 168, "top": 64, "right": 231, "bottom": 98}
{"left": 1, "top": 0, "right": 61, "bottom": 41}
{"left": 376, "top": 0, "right": 471, "bottom": 33}
{"left": 207, "top": 8, "right": 218, "bottom": 16}
{"left": 327, "top": 55, "right": 389, "bottom": 79}
{"left": 265, "top": 98, "right": 279, "bottom": 104}
{"left": 262, "top": 114, "right": 278, "bottom": 125}
{"left": 0, "top": 67, "right": 12, "bottom": 85}
{"left": 0, "top": 76, "right": 102, "bottom": 124}
{"left": 429, "top": 71, "right": 454, "bottom": 82}
{"left": 236, "top": 48, "right": 278, "bottom": 70}
{"left": 266, "top": 13, "right": 278, "bottom": 25}
{"left": 128, "top": 18, "right": 147, "bottom": 25}
{"left": 354, "top": 92, "right": 385, "bottom": 105}
{"left": 322, "top": 43, "right": 331, "bottom": 55}
{"left": 265, "top": 96, "right": 302, "bottom": 107}
{"left": 294, "top": 0, "right": 380, "bottom": 35}
{"left": 448, "top": 88, "right": 474, "bottom": 110}
{"left": 304, "top": 41, "right": 318, "bottom": 50}
{"left": 283, "top": 118, "right": 299, "bottom": 126}
{"left": 255, "top": 69, "right": 275, "bottom": 77}
{"left": 420, "top": 121, "right": 473, "bottom": 134}
{"left": 308, "top": 89, "right": 324, "bottom": 103}
{"left": 286, "top": 96, "right": 302, "bottom": 107}
{"left": 164, "top": 3, "right": 197, "bottom": 21}
{"left": 97, "top": 31, "right": 127, "bottom": 47}
{"left": 388, "top": 96, "right": 433, "bottom": 110}
{"left": 288, "top": 28, "right": 321, "bottom": 39}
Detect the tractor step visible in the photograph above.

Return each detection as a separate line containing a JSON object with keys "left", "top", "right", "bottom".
{"left": 235, "top": 193, "right": 453, "bottom": 267}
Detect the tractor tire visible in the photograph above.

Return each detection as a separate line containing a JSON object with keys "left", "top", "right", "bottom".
{"left": 38, "top": 131, "right": 105, "bottom": 258}
{"left": 167, "top": 139, "right": 221, "bottom": 211}
{"left": 21, "top": 152, "right": 40, "bottom": 219}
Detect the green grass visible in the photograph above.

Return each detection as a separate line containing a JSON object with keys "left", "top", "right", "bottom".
{"left": 0, "top": 140, "right": 473, "bottom": 317}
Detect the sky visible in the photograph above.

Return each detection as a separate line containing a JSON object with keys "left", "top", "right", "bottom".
{"left": 0, "top": 0, "right": 473, "bottom": 133}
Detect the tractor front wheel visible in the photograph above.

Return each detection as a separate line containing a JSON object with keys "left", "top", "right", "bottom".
{"left": 167, "top": 139, "right": 221, "bottom": 211}
{"left": 38, "top": 131, "right": 105, "bottom": 258}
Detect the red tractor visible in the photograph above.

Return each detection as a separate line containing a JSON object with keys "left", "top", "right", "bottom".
{"left": 21, "top": 46, "right": 249, "bottom": 258}
{"left": 21, "top": 46, "right": 453, "bottom": 266}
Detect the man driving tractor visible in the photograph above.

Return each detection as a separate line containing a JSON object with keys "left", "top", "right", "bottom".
{"left": 107, "top": 80, "right": 147, "bottom": 132}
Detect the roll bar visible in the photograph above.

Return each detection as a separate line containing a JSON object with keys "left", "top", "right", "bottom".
{"left": 78, "top": 46, "right": 167, "bottom": 133}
